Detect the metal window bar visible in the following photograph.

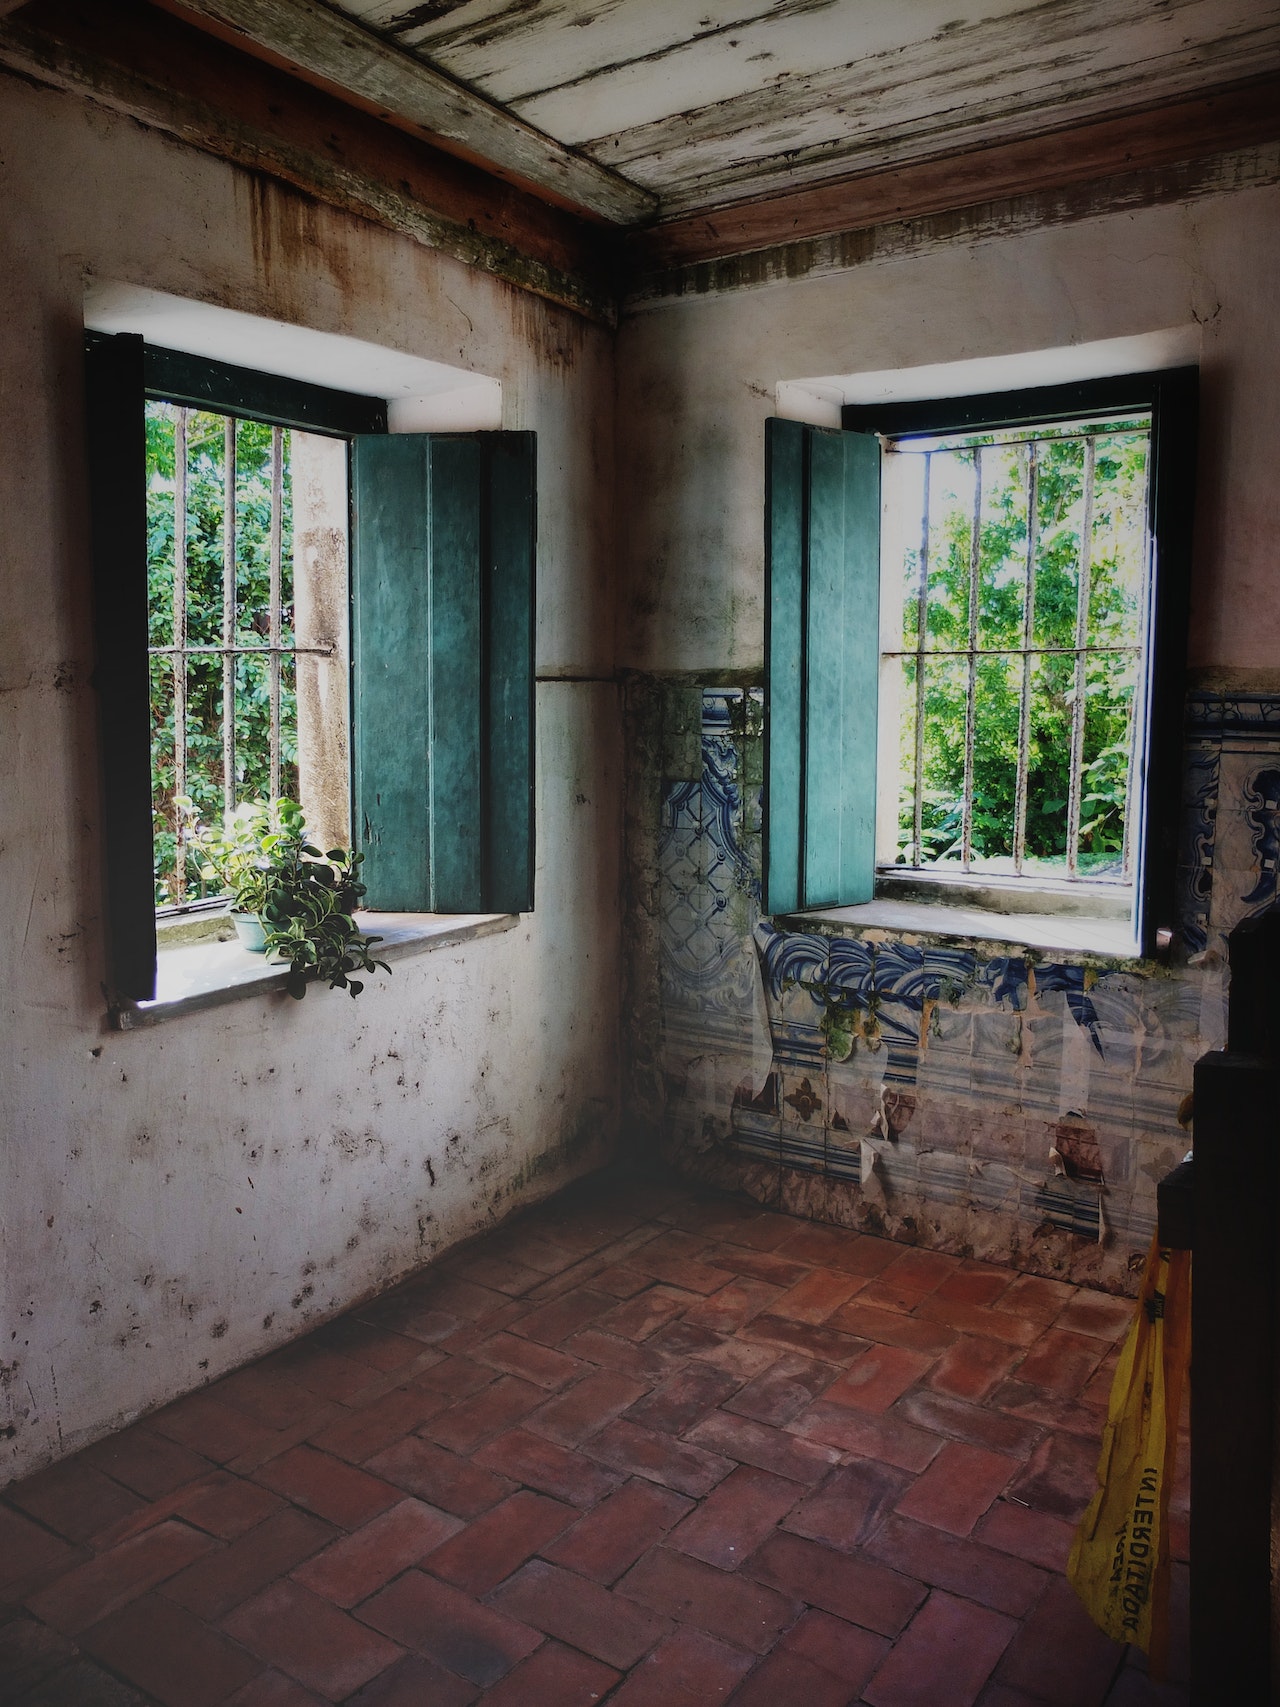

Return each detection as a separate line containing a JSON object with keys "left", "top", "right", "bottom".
{"left": 911, "top": 451, "right": 932, "bottom": 868}
{"left": 887, "top": 424, "right": 1148, "bottom": 886}
{"left": 1012, "top": 442, "right": 1038, "bottom": 876}
{"left": 960, "top": 448, "right": 983, "bottom": 868}
{"left": 1065, "top": 438, "right": 1096, "bottom": 877}
{"left": 269, "top": 425, "right": 283, "bottom": 802}
{"left": 222, "top": 415, "right": 237, "bottom": 814}
{"left": 1119, "top": 446, "right": 1155, "bottom": 886}
{"left": 172, "top": 408, "right": 188, "bottom": 900}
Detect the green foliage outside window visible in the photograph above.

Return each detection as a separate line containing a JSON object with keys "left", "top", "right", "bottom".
{"left": 146, "top": 403, "right": 298, "bottom": 905}
{"left": 887, "top": 421, "right": 1149, "bottom": 879}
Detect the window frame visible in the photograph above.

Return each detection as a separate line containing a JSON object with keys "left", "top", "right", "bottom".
{"left": 86, "top": 331, "right": 536, "bottom": 1006}
{"left": 764, "top": 367, "right": 1197, "bottom": 959}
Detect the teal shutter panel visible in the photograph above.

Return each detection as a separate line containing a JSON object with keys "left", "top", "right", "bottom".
{"left": 351, "top": 431, "right": 536, "bottom": 914}
{"left": 764, "top": 418, "right": 880, "bottom": 914}
{"left": 85, "top": 332, "right": 157, "bottom": 1001}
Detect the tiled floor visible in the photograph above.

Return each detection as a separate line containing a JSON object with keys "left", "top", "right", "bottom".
{"left": 2, "top": 1170, "right": 1190, "bottom": 1706}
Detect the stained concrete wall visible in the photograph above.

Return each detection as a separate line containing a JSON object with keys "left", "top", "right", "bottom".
{"left": 0, "top": 78, "right": 620, "bottom": 1481}
{"left": 617, "top": 173, "right": 1280, "bottom": 1291}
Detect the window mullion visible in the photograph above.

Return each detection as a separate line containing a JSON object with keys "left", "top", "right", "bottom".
{"left": 961, "top": 448, "right": 982, "bottom": 870}
{"left": 222, "top": 416, "right": 237, "bottom": 813}
{"left": 173, "top": 408, "right": 189, "bottom": 902}
{"left": 1066, "top": 438, "right": 1096, "bottom": 878}
{"left": 912, "top": 451, "right": 931, "bottom": 868}
{"left": 268, "top": 425, "right": 283, "bottom": 804}
{"left": 1013, "top": 444, "right": 1038, "bottom": 875}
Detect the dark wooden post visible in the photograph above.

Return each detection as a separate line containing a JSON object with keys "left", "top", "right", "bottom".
{"left": 1191, "top": 911, "right": 1280, "bottom": 1700}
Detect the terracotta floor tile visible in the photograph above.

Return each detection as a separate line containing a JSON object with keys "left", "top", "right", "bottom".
{"left": 823, "top": 1343, "right": 937, "bottom": 1413}
{"left": 894, "top": 1441, "right": 1016, "bottom": 1537}
{"left": 340, "top": 1653, "right": 478, "bottom": 1706}
{"left": 687, "top": 1408, "right": 841, "bottom": 1484}
{"left": 474, "top": 1640, "right": 619, "bottom": 1707}
{"left": 473, "top": 1426, "right": 622, "bottom": 1506}
{"left": 356, "top": 1569, "right": 539, "bottom": 1686}
{"left": 1007, "top": 1431, "right": 1102, "bottom": 1523}
{"left": 525, "top": 1368, "right": 648, "bottom": 1446}
{"left": 864, "top": 1589, "right": 1018, "bottom": 1707}
{"left": 781, "top": 1459, "right": 912, "bottom": 1552}
{"left": 666, "top": 1464, "right": 802, "bottom": 1570}
{"left": 894, "top": 1388, "right": 1044, "bottom": 1459}
{"left": 604, "top": 1628, "right": 755, "bottom": 1706}
{"left": 224, "top": 1579, "right": 403, "bottom": 1698}
{"left": 161, "top": 1507, "right": 336, "bottom": 1620}
{"left": 973, "top": 1500, "right": 1078, "bottom": 1573}
{"left": 80, "top": 1592, "right": 264, "bottom": 1707}
{"left": 624, "top": 1365, "right": 742, "bottom": 1436}
{"left": 419, "top": 1488, "right": 574, "bottom": 1594}
{"left": 252, "top": 1446, "right": 400, "bottom": 1529}
{"left": 363, "top": 1437, "right": 515, "bottom": 1518}
{"left": 826, "top": 1300, "right": 959, "bottom": 1355}
{"left": 726, "top": 1646, "right": 856, "bottom": 1706}
{"left": 993, "top": 1577, "right": 1124, "bottom": 1704}
{"left": 865, "top": 1514, "right": 1048, "bottom": 1617}
{"left": 767, "top": 1268, "right": 865, "bottom": 1324}
{"left": 225, "top": 1668, "right": 330, "bottom": 1706}
{"left": 542, "top": 1478, "right": 694, "bottom": 1584}
{"left": 25, "top": 1519, "right": 215, "bottom": 1634}
{"left": 774, "top": 1605, "right": 890, "bottom": 1690}
{"left": 489, "top": 1557, "right": 671, "bottom": 1668}
{"left": 172, "top": 1472, "right": 286, "bottom": 1540}
{"left": 4, "top": 1175, "right": 1180, "bottom": 1707}
{"left": 787, "top": 1399, "right": 942, "bottom": 1473}
{"left": 618, "top": 1545, "right": 801, "bottom": 1652}
{"left": 747, "top": 1531, "right": 925, "bottom": 1638}
{"left": 586, "top": 1418, "right": 734, "bottom": 1498}
{"left": 291, "top": 1498, "right": 462, "bottom": 1606}
{"left": 421, "top": 1374, "right": 545, "bottom": 1454}
{"left": 928, "top": 1337, "right": 1022, "bottom": 1403}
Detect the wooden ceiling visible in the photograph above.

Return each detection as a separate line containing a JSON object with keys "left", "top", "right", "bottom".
{"left": 322, "top": 0, "right": 1280, "bottom": 217}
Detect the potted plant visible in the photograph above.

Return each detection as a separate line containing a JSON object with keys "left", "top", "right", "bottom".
{"left": 181, "top": 798, "right": 391, "bottom": 1000}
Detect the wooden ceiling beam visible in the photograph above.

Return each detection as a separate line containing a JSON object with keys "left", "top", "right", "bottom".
{"left": 150, "top": 0, "right": 656, "bottom": 226}
{"left": 630, "top": 75, "right": 1280, "bottom": 272}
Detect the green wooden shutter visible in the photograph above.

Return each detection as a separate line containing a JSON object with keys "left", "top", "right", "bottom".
{"left": 764, "top": 417, "right": 881, "bottom": 915}
{"left": 351, "top": 431, "right": 536, "bottom": 914}
{"left": 85, "top": 332, "right": 157, "bottom": 1001}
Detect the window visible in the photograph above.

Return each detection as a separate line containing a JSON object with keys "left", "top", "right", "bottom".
{"left": 86, "top": 332, "right": 537, "bottom": 1004}
{"left": 764, "top": 371, "right": 1197, "bottom": 957}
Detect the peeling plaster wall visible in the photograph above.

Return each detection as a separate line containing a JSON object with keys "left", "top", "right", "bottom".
{"left": 0, "top": 79, "right": 620, "bottom": 1482}
{"left": 616, "top": 180, "right": 1280, "bottom": 1291}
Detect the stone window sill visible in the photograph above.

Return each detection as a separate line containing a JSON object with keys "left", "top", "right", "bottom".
{"left": 788, "top": 898, "right": 1140, "bottom": 960}
{"left": 110, "top": 912, "right": 520, "bottom": 1029}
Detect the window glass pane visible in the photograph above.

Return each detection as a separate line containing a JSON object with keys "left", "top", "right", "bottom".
{"left": 970, "top": 653, "right": 1021, "bottom": 865}
{"left": 919, "top": 654, "right": 968, "bottom": 863}
{"left": 879, "top": 654, "right": 917, "bottom": 866}
{"left": 1024, "top": 652, "right": 1073, "bottom": 871}
{"left": 1079, "top": 649, "right": 1138, "bottom": 876}
{"left": 183, "top": 412, "right": 227, "bottom": 648}
{"left": 924, "top": 449, "right": 974, "bottom": 650}
{"left": 150, "top": 653, "right": 178, "bottom": 905}
{"left": 1089, "top": 428, "right": 1149, "bottom": 644}
{"left": 1031, "top": 434, "right": 1086, "bottom": 652}
{"left": 976, "top": 443, "right": 1027, "bottom": 653}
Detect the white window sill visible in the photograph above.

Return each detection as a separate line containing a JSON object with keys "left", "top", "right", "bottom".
{"left": 789, "top": 898, "right": 1140, "bottom": 960}
{"left": 111, "top": 911, "right": 519, "bottom": 1029}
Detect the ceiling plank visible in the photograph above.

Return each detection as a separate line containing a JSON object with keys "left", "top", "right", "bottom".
{"left": 629, "top": 74, "right": 1280, "bottom": 271}
{"left": 0, "top": 0, "right": 619, "bottom": 322}
{"left": 149, "top": 0, "right": 656, "bottom": 224}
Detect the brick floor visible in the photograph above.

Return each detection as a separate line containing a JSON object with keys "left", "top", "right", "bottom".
{"left": 1, "top": 1170, "right": 1188, "bottom": 1706}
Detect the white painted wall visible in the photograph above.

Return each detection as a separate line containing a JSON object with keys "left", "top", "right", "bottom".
{"left": 0, "top": 80, "right": 620, "bottom": 1481}
{"left": 616, "top": 180, "right": 1280, "bottom": 675}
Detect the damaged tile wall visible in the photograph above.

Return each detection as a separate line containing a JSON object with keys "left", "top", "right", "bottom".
{"left": 625, "top": 682, "right": 1279, "bottom": 1293}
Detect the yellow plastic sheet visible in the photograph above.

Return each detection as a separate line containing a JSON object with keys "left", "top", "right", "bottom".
{"left": 1067, "top": 1235, "right": 1191, "bottom": 1675}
